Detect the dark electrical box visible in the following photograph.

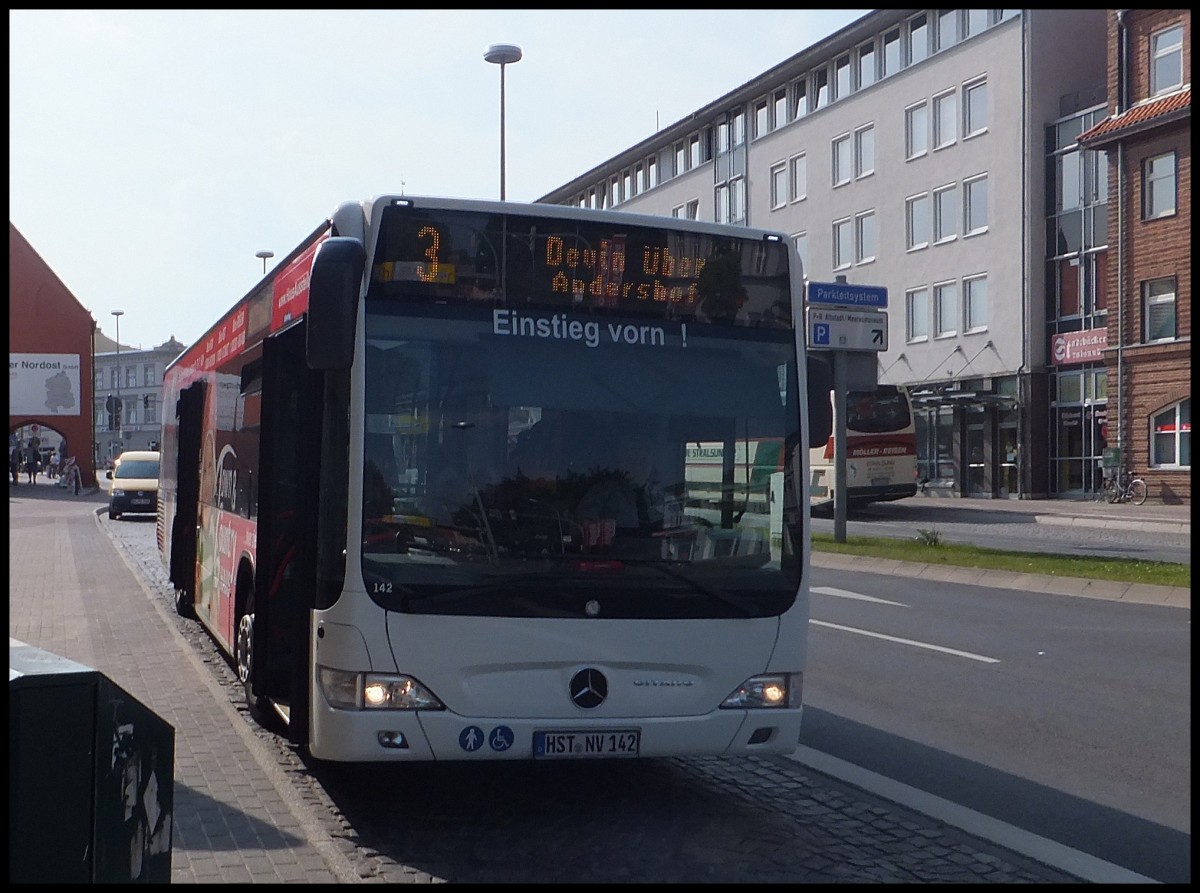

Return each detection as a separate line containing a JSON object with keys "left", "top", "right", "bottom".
{"left": 9, "top": 640, "right": 175, "bottom": 883}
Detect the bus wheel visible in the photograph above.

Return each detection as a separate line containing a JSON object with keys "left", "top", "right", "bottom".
{"left": 174, "top": 586, "right": 195, "bottom": 618}
{"left": 235, "top": 582, "right": 270, "bottom": 721}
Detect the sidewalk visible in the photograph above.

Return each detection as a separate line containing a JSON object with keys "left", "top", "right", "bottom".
{"left": 901, "top": 492, "right": 1191, "bottom": 535}
{"left": 7, "top": 479, "right": 361, "bottom": 883}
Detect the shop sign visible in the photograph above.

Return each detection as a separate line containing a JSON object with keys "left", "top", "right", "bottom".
{"left": 1052, "top": 327, "right": 1107, "bottom": 365}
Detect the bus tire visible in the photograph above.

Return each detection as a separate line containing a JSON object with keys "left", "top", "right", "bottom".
{"left": 235, "top": 577, "right": 271, "bottom": 723}
{"left": 174, "top": 586, "right": 195, "bottom": 618}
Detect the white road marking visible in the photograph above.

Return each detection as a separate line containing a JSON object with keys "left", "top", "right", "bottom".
{"left": 810, "top": 619, "right": 1000, "bottom": 663}
{"left": 812, "top": 585, "right": 908, "bottom": 606}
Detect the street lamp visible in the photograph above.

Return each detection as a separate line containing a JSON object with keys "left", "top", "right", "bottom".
{"left": 112, "top": 310, "right": 124, "bottom": 458}
{"left": 256, "top": 250, "right": 274, "bottom": 274}
{"left": 484, "top": 42, "right": 522, "bottom": 201}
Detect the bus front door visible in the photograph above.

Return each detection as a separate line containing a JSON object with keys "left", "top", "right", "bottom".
{"left": 254, "top": 322, "right": 325, "bottom": 746}
{"left": 169, "top": 381, "right": 205, "bottom": 606}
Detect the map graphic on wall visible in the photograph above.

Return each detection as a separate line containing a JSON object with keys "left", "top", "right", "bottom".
{"left": 9, "top": 353, "right": 81, "bottom": 416}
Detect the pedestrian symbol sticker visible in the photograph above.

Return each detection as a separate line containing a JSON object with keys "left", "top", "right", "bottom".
{"left": 459, "top": 726, "right": 485, "bottom": 752}
{"left": 488, "top": 726, "right": 514, "bottom": 752}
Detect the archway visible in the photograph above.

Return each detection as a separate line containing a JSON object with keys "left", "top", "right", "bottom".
{"left": 9, "top": 421, "right": 71, "bottom": 485}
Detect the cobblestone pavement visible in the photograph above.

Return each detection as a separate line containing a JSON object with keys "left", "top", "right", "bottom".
{"left": 11, "top": 479, "right": 1088, "bottom": 883}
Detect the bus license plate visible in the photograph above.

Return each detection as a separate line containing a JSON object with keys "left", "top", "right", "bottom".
{"left": 533, "top": 729, "right": 640, "bottom": 759}
{"left": 871, "top": 477, "right": 891, "bottom": 486}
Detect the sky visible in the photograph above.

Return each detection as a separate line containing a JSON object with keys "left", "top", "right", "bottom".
{"left": 10, "top": 9, "right": 869, "bottom": 351}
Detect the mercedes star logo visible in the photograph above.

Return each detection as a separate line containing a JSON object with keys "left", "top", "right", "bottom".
{"left": 569, "top": 668, "right": 607, "bottom": 709}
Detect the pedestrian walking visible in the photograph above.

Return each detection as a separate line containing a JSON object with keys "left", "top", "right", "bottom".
{"left": 10, "top": 445, "right": 21, "bottom": 484}
{"left": 24, "top": 444, "right": 40, "bottom": 484}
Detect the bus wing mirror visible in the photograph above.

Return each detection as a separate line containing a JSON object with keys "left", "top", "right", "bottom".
{"left": 806, "top": 354, "right": 833, "bottom": 449}
{"left": 307, "top": 237, "right": 366, "bottom": 370}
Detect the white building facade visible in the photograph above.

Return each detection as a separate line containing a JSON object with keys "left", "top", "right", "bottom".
{"left": 93, "top": 336, "right": 185, "bottom": 464}
{"left": 537, "top": 9, "right": 1112, "bottom": 499}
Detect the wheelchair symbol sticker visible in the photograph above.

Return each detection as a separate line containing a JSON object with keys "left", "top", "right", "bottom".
{"left": 459, "top": 726, "right": 485, "bottom": 752}
{"left": 488, "top": 726, "right": 514, "bottom": 752}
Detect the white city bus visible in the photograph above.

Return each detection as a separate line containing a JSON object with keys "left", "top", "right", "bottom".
{"left": 158, "top": 195, "right": 831, "bottom": 762}
{"left": 809, "top": 384, "right": 919, "bottom": 508}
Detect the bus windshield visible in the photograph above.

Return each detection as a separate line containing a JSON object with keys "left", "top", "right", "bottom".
{"left": 360, "top": 306, "right": 803, "bottom": 620}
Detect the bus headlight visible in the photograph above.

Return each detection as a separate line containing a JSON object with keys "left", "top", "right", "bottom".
{"left": 719, "top": 672, "right": 802, "bottom": 709}
{"left": 318, "top": 667, "right": 445, "bottom": 711}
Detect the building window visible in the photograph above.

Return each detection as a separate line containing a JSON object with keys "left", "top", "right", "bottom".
{"left": 143, "top": 363, "right": 155, "bottom": 386}
{"left": 832, "top": 134, "right": 851, "bottom": 186}
{"left": 686, "top": 199, "right": 699, "bottom": 220}
{"left": 792, "top": 231, "right": 808, "bottom": 278}
{"left": 621, "top": 170, "right": 632, "bottom": 203}
{"left": 792, "top": 77, "right": 808, "bottom": 120}
{"left": 936, "top": 9, "right": 958, "bottom": 51}
{"left": 773, "top": 88, "right": 788, "bottom": 129}
{"left": 965, "top": 8, "right": 990, "bottom": 37}
{"left": 964, "top": 175, "right": 988, "bottom": 234}
{"left": 731, "top": 111, "right": 745, "bottom": 147}
{"left": 125, "top": 366, "right": 137, "bottom": 388}
{"left": 812, "top": 67, "right": 829, "bottom": 112}
{"left": 834, "top": 54, "right": 851, "bottom": 100}
{"left": 730, "top": 177, "right": 746, "bottom": 223}
{"left": 833, "top": 218, "right": 852, "bottom": 270}
{"left": 964, "top": 78, "right": 987, "bottom": 136}
{"left": 1143, "top": 152, "right": 1177, "bottom": 219}
{"left": 855, "top": 125, "right": 874, "bottom": 178}
{"left": 1151, "top": 25, "right": 1184, "bottom": 95}
{"left": 95, "top": 371, "right": 103, "bottom": 389}
{"left": 1058, "top": 257, "right": 1081, "bottom": 317}
{"left": 770, "top": 163, "right": 788, "bottom": 209}
{"left": 671, "top": 204, "right": 685, "bottom": 218}
{"left": 908, "top": 13, "right": 929, "bottom": 65}
{"left": 882, "top": 29, "right": 901, "bottom": 78}
{"left": 143, "top": 394, "right": 157, "bottom": 425}
{"left": 855, "top": 210, "right": 876, "bottom": 264}
{"left": 110, "top": 368, "right": 119, "bottom": 389}
{"left": 647, "top": 156, "right": 657, "bottom": 189}
{"left": 674, "top": 142, "right": 686, "bottom": 176}
{"left": 964, "top": 275, "right": 987, "bottom": 331}
{"left": 715, "top": 183, "right": 730, "bottom": 223}
{"left": 789, "top": 153, "right": 807, "bottom": 201}
{"left": 907, "top": 287, "right": 930, "bottom": 341}
{"left": 934, "top": 184, "right": 957, "bottom": 242}
{"left": 906, "top": 102, "right": 928, "bottom": 159}
{"left": 1143, "top": 277, "right": 1177, "bottom": 342}
{"left": 933, "top": 90, "right": 957, "bottom": 149}
{"left": 857, "top": 41, "right": 876, "bottom": 89}
{"left": 754, "top": 99, "right": 769, "bottom": 138}
{"left": 935, "top": 280, "right": 958, "bottom": 336}
{"left": 1151, "top": 398, "right": 1191, "bottom": 468}
{"left": 906, "top": 192, "right": 930, "bottom": 250}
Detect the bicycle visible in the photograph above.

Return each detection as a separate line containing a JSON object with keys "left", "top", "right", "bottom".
{"left": 1103, "top": 468, "right": 1148, "bottom": 505}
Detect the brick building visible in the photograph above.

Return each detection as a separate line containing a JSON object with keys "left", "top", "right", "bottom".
{"left": 1079, "top": 9, "right": 1191, "bottom": 504}
{"left": 8, "top": 223, "right": 100, "bottom": 488}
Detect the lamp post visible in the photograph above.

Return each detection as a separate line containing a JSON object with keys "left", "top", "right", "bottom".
{"left": 112, "top": 309, "right": 124, "bottom": 460}
{"left": 256, "top": 250, "right": 274, "bottom": 274}
{"left": 484, "top": 43, "right": 522, "bottom": 201}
